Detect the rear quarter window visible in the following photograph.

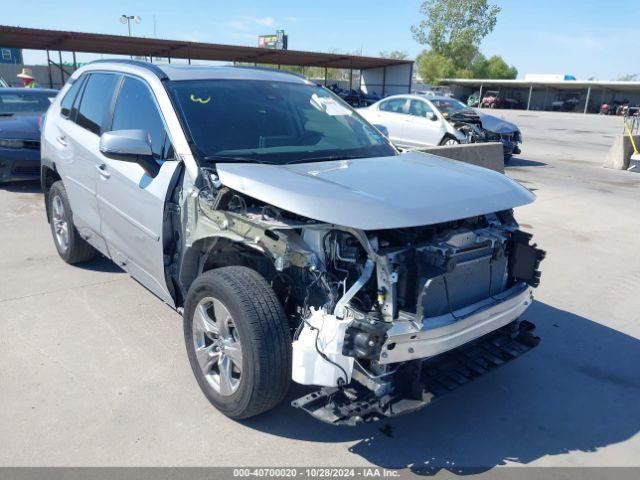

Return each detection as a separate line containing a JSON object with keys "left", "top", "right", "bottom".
{"left": 60, "top": 76, "right": 86, "bottom": 118}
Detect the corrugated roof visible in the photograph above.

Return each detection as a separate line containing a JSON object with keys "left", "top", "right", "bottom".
{"left": 0, "top": 25, "right": 412, "bottom": 70}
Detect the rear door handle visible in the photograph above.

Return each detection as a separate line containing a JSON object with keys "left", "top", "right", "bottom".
{"left": 56, "top": 136, "right": 68, "bottom": 147}
{"left": 96, "top": 163, "right": 111, "bottom": 179}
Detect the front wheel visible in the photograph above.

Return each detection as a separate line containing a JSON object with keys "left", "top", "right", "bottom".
{"left": 440, "top": 136, "right": 460, "bottom": 146}
{"left": 184, "top": 266, "right": 292, "bottom": 419}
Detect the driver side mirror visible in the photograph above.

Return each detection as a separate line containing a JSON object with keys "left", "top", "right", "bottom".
{"left": 99, "top": 129, "right": 160, "bottom": 178}
{"left": 426, "top": 111, "right": 438, "bottom": 121}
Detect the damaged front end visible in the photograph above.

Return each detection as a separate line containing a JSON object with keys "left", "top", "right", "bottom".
{"left": 447, "top": 110, "right": 522, "bottom": 156}
{"left": 178, "top": 167, "right": 544, "bottom": 426}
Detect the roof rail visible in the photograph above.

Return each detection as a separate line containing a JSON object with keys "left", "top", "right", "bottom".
{"left": 85, "top": 59, "right": 168, "bottom": 81}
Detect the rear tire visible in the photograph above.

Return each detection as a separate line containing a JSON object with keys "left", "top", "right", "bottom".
{"left": 48, "top": 181, "right": 97, "bottom": 264}
{"left": 184, "top": 266, "right": 292, "bottom": 419}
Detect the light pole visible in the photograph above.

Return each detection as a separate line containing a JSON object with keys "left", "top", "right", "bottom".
{"left": 120, "top": 14, "right": 141, "bottom": 37}
{"left": 120, "top": 15, "right": 141, "bottom": 59}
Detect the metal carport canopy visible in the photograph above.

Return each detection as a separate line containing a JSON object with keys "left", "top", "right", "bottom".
{"left": 439, "top": 78, "right": 640, "bottom": 92}
{"left": 0, "top": 25, "right": 411, "bottom": 70}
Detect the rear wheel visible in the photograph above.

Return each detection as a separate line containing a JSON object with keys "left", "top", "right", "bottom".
{"left": 184, "top": 266, "right": 292, "bottom": 419}
{"left": 48, "top": 181, "right": 96, "bottom": 264}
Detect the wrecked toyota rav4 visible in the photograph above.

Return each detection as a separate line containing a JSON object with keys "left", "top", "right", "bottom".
{"left": 41, "top": 61, "right": 544, "bottom": 425}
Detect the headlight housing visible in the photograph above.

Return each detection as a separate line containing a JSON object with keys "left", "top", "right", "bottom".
{"left": 0, "top": 139, "right": 25, "bottom": 149}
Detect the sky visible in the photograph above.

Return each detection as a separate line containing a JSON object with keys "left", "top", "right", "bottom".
{"left": 2, "top": 0, "right": 637, "bottom": 80}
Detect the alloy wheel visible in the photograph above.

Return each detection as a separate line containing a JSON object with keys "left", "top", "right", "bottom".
{"left": 192, "top": 296, "right": 243, "bottom": 396}
{"left": 52, "top": 195, "right": 69, "bottom": 252}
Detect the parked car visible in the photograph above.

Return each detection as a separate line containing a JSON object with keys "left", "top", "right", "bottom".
{"left": 551, "top": 96, "right": 580, "bottom": 112}
{"left": 358, "top": 94, "right": 522, "bottom": 159}
{"left": 416, "top": 86, "right": 454, "bottom": 98}
{"left": 42, "top": 61, "right": 544, "bottom": 425}
{"left": 0, "top": 88, "right": 58, "bottom": 183}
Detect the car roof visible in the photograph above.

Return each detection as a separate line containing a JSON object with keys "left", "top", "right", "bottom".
{"left": 84, "top": 60, "right": 312, "bottom": 84}
{"left": 0, "top": 87, "right": 58, "bottom": 94}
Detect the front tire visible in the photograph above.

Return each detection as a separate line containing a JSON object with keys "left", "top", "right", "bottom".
{"left": 440, "top": 136, "right": 460, "bottom": 146}
{"left": 48, "top": 181, "right": 97, "bottom": 264}
{"left": 184, "top": 266, "right": 292, "bottom": 419}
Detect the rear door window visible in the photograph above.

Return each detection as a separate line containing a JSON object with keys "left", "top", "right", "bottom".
{"left": 76, "top": 73, "right": 119, "bottom": 135}
{"left": 109, "top": 76, "right": 173, "bottom": 162}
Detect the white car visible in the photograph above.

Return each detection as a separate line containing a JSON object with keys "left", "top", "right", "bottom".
{"left": 359, "top": 94, "right": 523, "bottom": 159}
{"left": 359, "top": 94, "right": 468, "bottom": 148}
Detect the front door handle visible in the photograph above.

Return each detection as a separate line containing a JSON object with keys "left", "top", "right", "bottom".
{"left": 96, "top": 163, "right": 111, "bottom": 179}
{"left": 56, "top": 136, "right": 68, "bottom": 147}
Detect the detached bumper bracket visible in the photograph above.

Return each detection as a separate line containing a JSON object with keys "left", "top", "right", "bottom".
{"left": 292, "top": 320, "right": 539, "bottom": 426}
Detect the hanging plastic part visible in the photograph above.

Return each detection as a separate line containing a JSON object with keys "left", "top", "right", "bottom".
{"left": 292, "top": 308, "right": 354, "bottom": 387}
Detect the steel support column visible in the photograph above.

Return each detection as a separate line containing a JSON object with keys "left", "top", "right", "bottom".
{"left": 478, "top": 84, "right": 483, "bottom": 108}
{"left": 324, "top": 67, "right": 328, "bottom": 86}
{"left": 527, "top": 84, "right": 533, "bottom": 110}
{"left": 349, "top": 66, "right": 353, "bottom": 104}
{"left": 58, "top": 51, "right": 64, "bottom": 86}
{"left": 584, "top": 85, "right": 592, "bottom": 114}
{"left": 381, "top": 66, "right": 386, "bottom": 97}
{"left": 46, "top": 50, "right": 53, "bottom": 88}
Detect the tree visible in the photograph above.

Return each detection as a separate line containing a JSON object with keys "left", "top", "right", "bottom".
{"left": 411, "top": 0, "right": 501, "bottom": 68}
{"left": 415, "top": 50, "right": 457, "bottom": 85}
{"left": 379, "top": 50, "right": 408, "bottom": 60}
{"left": 616, "top": 73, "right": 638, "bottom": 81}
{"left": 471, "top": 54, "right": 517, "bottom": 79}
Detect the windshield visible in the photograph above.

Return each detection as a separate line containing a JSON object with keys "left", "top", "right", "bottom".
{"left": 0, "top": 91, "right": 52, "bottom": 115}
{"left": 168, "top": 79, "right": 396, "bottom": 165}
{"left": 430, "top": 98, "right": 472, "bottom": 117}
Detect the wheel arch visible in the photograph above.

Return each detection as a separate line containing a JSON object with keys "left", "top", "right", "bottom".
{"left": 41, "top": 164, "right": 61, "bottom": 223}
{"left": 177, "top": 236, "right": 275, "bottom": 308}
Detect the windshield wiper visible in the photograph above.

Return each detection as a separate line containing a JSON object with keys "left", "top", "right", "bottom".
{"left": 285, "top": 155, "right": 366, "bottom": 165}
{"left": 203, "top": 155, "right": 278, "bottom": 165}
{"left": 0, "top": 113, "right": 15, "bottom": 117}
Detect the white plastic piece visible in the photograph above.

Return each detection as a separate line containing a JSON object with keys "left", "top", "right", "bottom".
{"left": 292, "top": 308, "right": 354, "bottom": 387}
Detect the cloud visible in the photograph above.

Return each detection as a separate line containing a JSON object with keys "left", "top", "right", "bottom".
{"left": 228, "top": 16, "right": 275, "bottom": 31}
{"left": 254, "top": 16, "right": 275, "bottom": 27}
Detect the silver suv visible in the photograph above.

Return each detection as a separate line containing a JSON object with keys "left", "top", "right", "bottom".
{"left": 41, "top": 61, "right": 544, "bottom": 425}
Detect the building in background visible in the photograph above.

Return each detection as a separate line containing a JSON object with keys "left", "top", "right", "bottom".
{"left": 0, "top": 47, "right": 23, "bottom": 64}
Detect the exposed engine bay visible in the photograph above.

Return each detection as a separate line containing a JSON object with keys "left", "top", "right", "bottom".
{"left": 173, "top": 167, "right": 544, "bottom": 425}
{"left": 446, "top": 109, "right": 522, "bottom": 155}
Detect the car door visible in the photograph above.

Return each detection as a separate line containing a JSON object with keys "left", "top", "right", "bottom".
{"left": 374, "top": 98, "right": 410, "bottom": 146}
{"left": 402, "top": 99, "right": 446, "bottom": 147}
{"left": 96, "top": 75, "right": 180, "bottom": 305}
{"left": 53, "top": 72, "right": 119, "bottom": 252}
